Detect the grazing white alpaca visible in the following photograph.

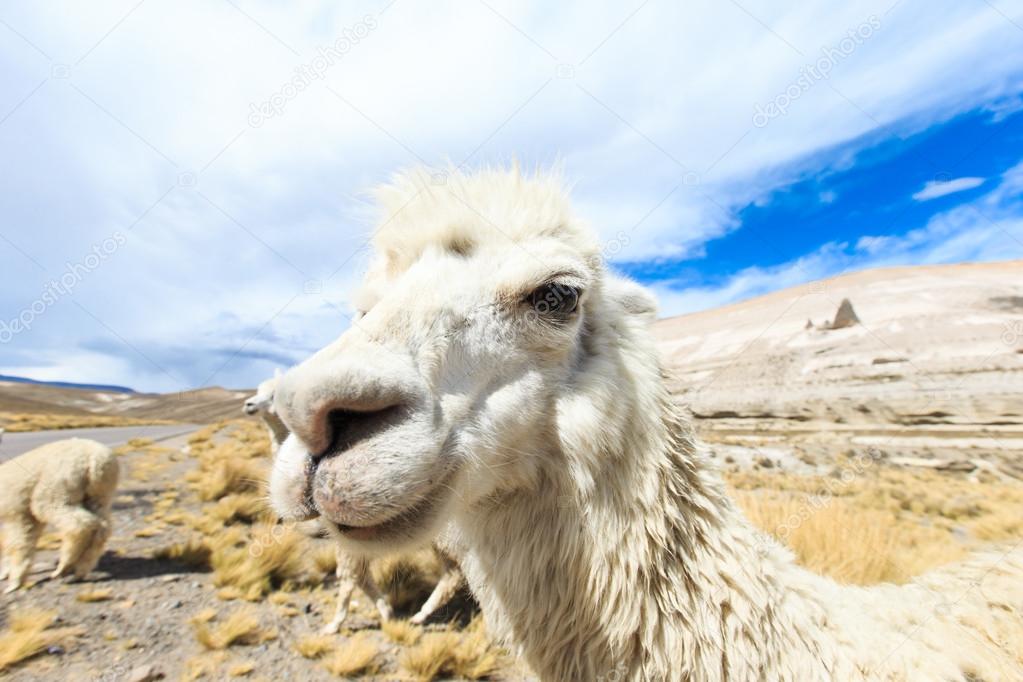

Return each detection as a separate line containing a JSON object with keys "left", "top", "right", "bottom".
{"left": 268, "top": 167, "right": 1023, "bottom": 680}
{"left": 246, "top": 375, "right": 463, "bottom": 630}
{"left": 0, "top": 438, "right": 118, "bottom": 593}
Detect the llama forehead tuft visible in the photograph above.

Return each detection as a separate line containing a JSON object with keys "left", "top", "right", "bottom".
{"left": 369, "top": 166, "right": 600, "bottom": 274}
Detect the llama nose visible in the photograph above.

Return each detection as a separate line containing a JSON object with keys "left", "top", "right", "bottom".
{"left": 274, "top": 353, "right": 425, "bottom": 456}
{"left": 313, "top": 403, "right": 406, "bottom": 462}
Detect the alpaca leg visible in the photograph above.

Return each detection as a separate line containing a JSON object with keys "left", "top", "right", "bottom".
{"left": 71, "top": 515, "right": 110, "bottom": 579}
{"left": 49, "top": 507, "right": 101, "bottom": 580}
{"left": 3, "top": 517, "right": 42, "bottom": 593}
{"left": 322, "top": 550, "right": 359, "bottom": 634}
{"left": 354, "top": 557, "right": 392, "bottom": 623}
{"left": 411, "top": 553, "right": 464, "bottom": 624}
{"left": 73, "top": 480, "right": 116, "bottom": 580}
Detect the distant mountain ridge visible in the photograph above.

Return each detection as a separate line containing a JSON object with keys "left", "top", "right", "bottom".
{"left": 0, "top": 374, "right": 136, "bottom": 394}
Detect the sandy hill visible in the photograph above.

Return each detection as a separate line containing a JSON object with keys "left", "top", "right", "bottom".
{"left": 0, "top": 381, "right": 253, "bottom": 424}
{"left": 654, "top": 260, "right": 1023, "bottom": 471}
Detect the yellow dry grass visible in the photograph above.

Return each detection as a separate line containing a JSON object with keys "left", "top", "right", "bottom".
{"left": 209, "top": 493, "right": 271, "bottom": 525}
{"left": 210, "top": 524, "right": 307, "bottom": 598}
{"left": 381, "top": 619, "right": 423, "bottom": 646}
{"left": 152, "top": 536, "right": 212, "bottom": 568}
{"left": 0, "top": 610, "right": 83, "bottom": 672}
{"left": 133, "top": 526, "right": 164, "bottom": 538}
{"left": 188, "top": 422, "right": 271, "bottom": 504}
{"left": 372, "top": 549, "right": 445, "bottom": 614}
{"left": 728, "top": 462, "right": 1023, "bottom": 585}
{"left": 75, "top": 588, "right": 115, "bottom": 603}
{"left": 268, "top": 592, "right": 291, "bottom": 606}
{"left": 228, "top": 661, "right": 256, "bottom": 677}
{"left": 191, "top": 608, "right": 276, "bottom": 650}
{"left": 312, "top": 544, "right": 339, "bottom": 575}
{"left": 294, "top": 634, "right": 335, "bottom": 659}
{"left": 183, "top": 652, "right": 228, "bottom": 681}
{"left": 197, "top": 459, "right": 267, "bottom": 502}
{"left": 323, "top": 632, "right": 380, "bottom": 677}
{"left": 0, "top": 412, "right": 176, "bottom": 433}
{"left": 400, "top": 619, "right": 504, "bottom": 681}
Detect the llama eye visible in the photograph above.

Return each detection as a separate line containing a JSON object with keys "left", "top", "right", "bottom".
{"left": 529, "top": 283, "right": 580, "bottom": 317}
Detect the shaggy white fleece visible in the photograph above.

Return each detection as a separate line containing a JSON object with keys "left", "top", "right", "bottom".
{"left": 271, "top": 166, "right": 1023, "bottom": 681}
{"left": 0, "top": 438, "right": 118, "bottom": 592}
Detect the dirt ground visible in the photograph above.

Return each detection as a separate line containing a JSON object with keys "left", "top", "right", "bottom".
{"left": 0, "top": 424, "right": 531, "bottom": 682}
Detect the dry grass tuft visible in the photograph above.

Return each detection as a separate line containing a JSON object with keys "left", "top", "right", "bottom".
{"left": 312, "top": 545, "right": 339, "bottom": 575}
{"left": 400, "top": 619, "right": 504, "bottom": 681}
{"left": 323, "top": 632, "right": 380, "bottom": 677}
{"left": 191, "top": 608, "right": 218, "bottom": 624}
{"left": 133, "top": 525, "right": 164, "bottom": 538}
{"left": 75, "top": 588, "right": 115, "bottom": 603}
{"left": 268, "top": 592, "right": 291, "bottom": 606}
{"left": 153, "top": 536, "right": 212, "bottom": 568}
{"left": 294, "top": 634, "right": 335, "bottom": 659}
{"left": 382, "top": 619, "right": 423, "bottom": 646}
{"left": 228, "top": 660, "right": 256, "bottom": 677}
{"left": 373, "top": 549, "right": 444, "bottom": 613}
{"left": 183, "top": 652, "right": 228, "bottom": 681}
{"left": 0, "top": 610, "right": 83, "bottom": 672}
{"left": 197, "top": 459, "right": 267, "bottom": 502}
{"left": 210, "top": 524, "right": 308, "bottom": 598}
{"left": 191, "top": 608, "right": 276, "bottom": 650}
{"left": 210, "top": 493, "right": 270, "bottom": 525}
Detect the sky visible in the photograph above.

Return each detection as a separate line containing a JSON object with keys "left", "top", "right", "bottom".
{"left": 0, "top": 1, "right": 1021, "bottom": 393}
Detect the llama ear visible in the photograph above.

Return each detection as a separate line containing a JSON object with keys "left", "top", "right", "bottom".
{"left": 606, "top": 277, "right": 658, "bottom": 323}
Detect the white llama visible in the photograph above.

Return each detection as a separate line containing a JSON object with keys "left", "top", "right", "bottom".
{"left": 267, "top": 167, "right": 1023, "bottom": 680}
{"left": 0, "top": 438, "right": 119, "bottom": 593}
{"left": 245, "top": 374, "right": 463, "bottom": 630}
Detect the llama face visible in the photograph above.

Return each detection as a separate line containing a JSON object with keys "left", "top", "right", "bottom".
{"left": 269, "top": 168, "right": 625, "bottom": 551}
{"left": 242, "top": 376, "right": 277, "bottom": 415}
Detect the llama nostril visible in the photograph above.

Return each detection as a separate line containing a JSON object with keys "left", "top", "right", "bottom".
{"left": 314, "top": 405, "right": 404, "bottom": 461}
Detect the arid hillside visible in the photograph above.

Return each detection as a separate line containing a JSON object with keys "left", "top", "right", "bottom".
{"left": 656, "top": 261, "right": 1023, "bottom": 475}
{"left": 0, "top": 383, "right": 255, "bottom": 430}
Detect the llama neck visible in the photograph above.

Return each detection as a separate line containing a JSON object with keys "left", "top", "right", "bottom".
{"left": 460, "top": 391, "right": 843, "bottom": 681}
{"left": 260, "top": 411, "right": 289, "bottom": 451}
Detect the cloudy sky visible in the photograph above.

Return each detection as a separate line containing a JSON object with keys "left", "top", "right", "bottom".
{"left": 1, "top": 0, "right": 1021, "bottom": 392}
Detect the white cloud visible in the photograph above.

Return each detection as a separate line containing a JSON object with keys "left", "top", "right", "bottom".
{"left": 653, "top": 163, "right": 1023, "bottom": 318}
{"left": 912, "top": 176, "right": 985, "bottom": 201}
{"left": 0, "top": 1, "right": 1022, "bottom": 389}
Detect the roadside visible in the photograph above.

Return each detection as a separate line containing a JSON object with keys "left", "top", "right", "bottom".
{"left": 0, "top": 425, "right": 199, "bottom": 461}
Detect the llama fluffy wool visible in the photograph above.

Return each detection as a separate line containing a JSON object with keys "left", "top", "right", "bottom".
{"left": 0, "top": 438, "right": 118, "bottom": 592}
{"left": 271, "top": 166, "right": 1023, "bottom": 681}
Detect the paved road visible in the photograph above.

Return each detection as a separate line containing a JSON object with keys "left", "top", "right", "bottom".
{"left": 0, "top": 424, "right": 198, "bottom": 461}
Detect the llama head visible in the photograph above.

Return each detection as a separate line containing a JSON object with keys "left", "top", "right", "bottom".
{"left": 269, "top": 167, "right": 658, "bottom": 552}
{"left": 243, "top": 370, "right": 281, "bottom": 416}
